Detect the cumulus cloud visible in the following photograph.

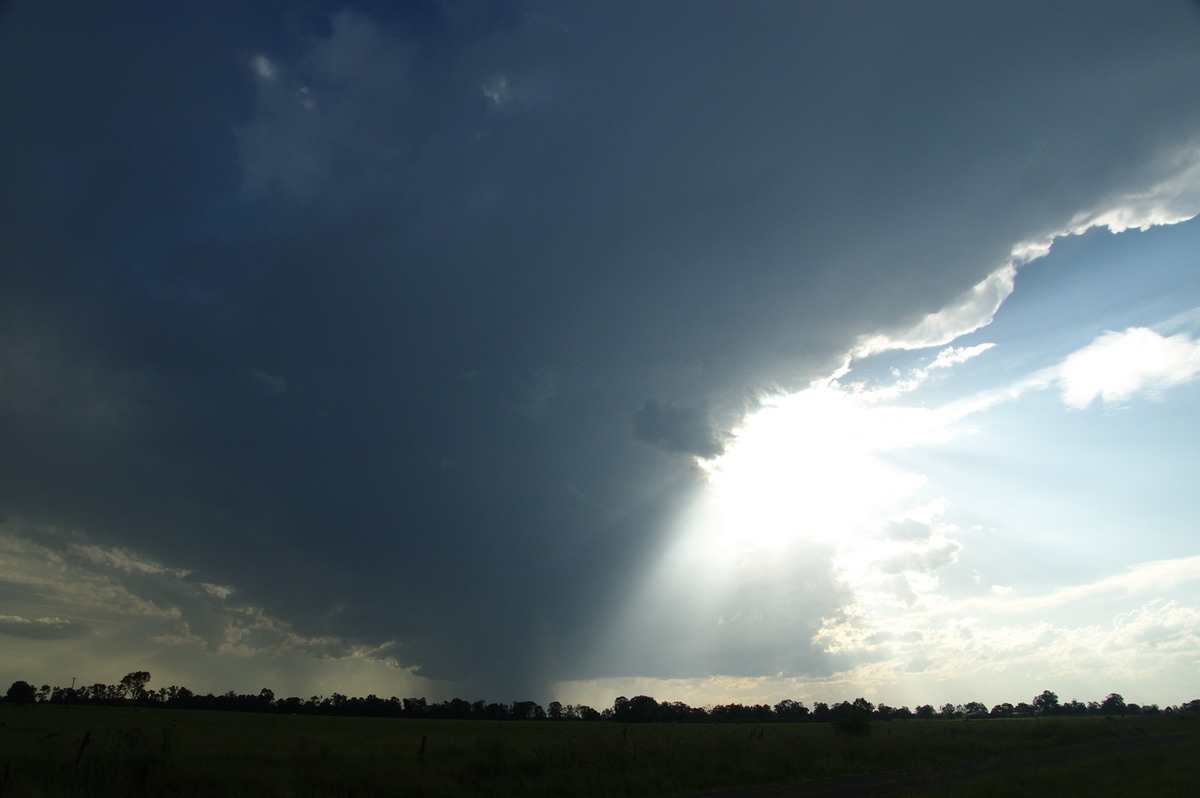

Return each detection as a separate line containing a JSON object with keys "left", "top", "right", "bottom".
{"left": 1058, "top": 327, "right": 1200, "bottom": 408}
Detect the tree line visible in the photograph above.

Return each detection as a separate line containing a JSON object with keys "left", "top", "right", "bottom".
{"left": 5, "top": 675, "right": 1199, "bottom": 724}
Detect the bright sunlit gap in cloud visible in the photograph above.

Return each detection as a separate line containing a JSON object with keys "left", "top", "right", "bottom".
{"left": 689, "top": 375, "right": 958, "bottom": 584}
{"left": 590, "top": 356, "right": 985, "bottom": 701}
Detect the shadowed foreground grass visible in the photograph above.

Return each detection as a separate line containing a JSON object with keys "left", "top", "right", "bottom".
{"left": 1, "top": 705, "right": 1195, "bottom": 797}
{"left": 906, "top": 733, "right": 1200, "bottom": 798}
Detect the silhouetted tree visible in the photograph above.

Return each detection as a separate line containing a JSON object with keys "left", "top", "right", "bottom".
{"left": 120, "top": 671, "right": 152, "bottom": 701}
{"left": 511, "top": 700, "right": 544, "bottom": 720}
{"left": 483, "top": 702, "right": 510, "bottom": 720}
{"left": 445, "top": 698, "right": 472, "bottom": 719}
{"left": 1101, "top": 693, "right": 1126, "bottom": 715}
{"left": 1032, "top": 690, "right": 1059, "bottom": 716}
{"left": 962, "top": 701, "right": 988, "bottom": 718}
{"left": 915, "top": 704, "right": 934, "bottom": 719}
{"left": 851, "top": 697, "right": 874, "bottom": 715}
{"left": 1062, "top": 699, "right": 1087, "bottom": 715}
{"left": 774, "top": 699, "right": 810, "bottom": 722}
{"left": 5, "top": 680, "right": 36, "bottom": 705}
{"left": 626, "top": 695, "right": 661, "bottom": 723}
{"left": 832, "top": 699, "right": 873, "bottom": 736}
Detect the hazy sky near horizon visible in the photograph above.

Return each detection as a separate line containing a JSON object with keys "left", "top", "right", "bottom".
{"left": 3, "top": 0, "right": 1200, "bottom": 710}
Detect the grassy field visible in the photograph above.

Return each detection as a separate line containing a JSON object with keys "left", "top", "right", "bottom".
{"left": 906, "top": 731, "right": 1200, "bottom": 798}
{"left": 1, "top": 705, "right": 1196, "bottom": 797}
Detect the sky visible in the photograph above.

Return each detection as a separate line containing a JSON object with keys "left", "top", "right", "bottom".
{"left": 2, "top": 0, "right": 1200, "bottom": 711}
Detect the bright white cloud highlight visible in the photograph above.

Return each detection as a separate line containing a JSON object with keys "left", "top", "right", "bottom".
{"left": 1058, "top": 327, "right": 1200, "bottom": 408}
{"left": 696, "top": 385, "right": 942, "bottom": 559}
{"left": 1068, "top": 144, "right": 1200, "bottom": 234}
{"left": 852, "top": 265, "right": 1016, "bottom": 359}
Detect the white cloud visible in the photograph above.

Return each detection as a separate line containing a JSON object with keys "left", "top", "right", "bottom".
{"left": 0, "top": 615, "right": 87, "bottom": 640}
{"left": 251, "top": 54, "right": 277, "bottom": 83}
{"left": 950, "top": 555, "right": 1200, "bottom": 615}
{"left": 929, "top": 317, "right": 1200, "bottom": 422}
{"left": 1058, "top": 326, "right": 1200, "bottom": 408}
{"left": 852, "top": 265, "right": 1016, "bottom": 359}
{"left": 802, "top": 566, "right": 1200, "bottom": 705}
{"left": 482, "top": 74, "right": 509, "bottom": 106}
{"left": 851, "top": 142, "right": 1200, "bottom": 369}
{"left": 929, "top": 343, "right": 995, "bottom": 370}
{"left": 849, "top": 342, "right": 996, "bottom": 403}
{"left": 1010, "top": 143, "right": 1200, "bottom": 271}
{"left": 1067, "top": 144, "right": 1200, "bottom": 235}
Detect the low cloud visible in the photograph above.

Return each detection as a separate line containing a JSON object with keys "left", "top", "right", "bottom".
{"left": 0, "top": 615, "right": 88, "bottom": 640}
{"left": 0, "top": 522, "right": 421, "bottom": 693}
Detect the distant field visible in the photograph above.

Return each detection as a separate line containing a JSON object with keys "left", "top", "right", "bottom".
{"left": 1, "top": 705, "right": 1195, "bottom": 797}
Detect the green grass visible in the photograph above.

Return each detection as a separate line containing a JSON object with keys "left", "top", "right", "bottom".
{"left": 1, "top": 705, "right": 1196, "bottom": 797}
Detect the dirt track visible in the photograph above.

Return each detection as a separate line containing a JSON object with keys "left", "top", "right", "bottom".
{"left": 692, "top": 732, "right": 1196, "bottom": 797}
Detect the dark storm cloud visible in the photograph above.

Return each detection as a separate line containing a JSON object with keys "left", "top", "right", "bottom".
{"left": 633, "top": 399, "right": 726, "bottom": 458}
{"left": 3, "top": 0, "right": 1200, "bottom": 699}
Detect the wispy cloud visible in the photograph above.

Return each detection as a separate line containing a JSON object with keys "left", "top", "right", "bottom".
{"left": 0, "top": 615, "right": 88, "bottom": 640}
{"left": 943, "top": 555, "right": 1200, "bottom": 615}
